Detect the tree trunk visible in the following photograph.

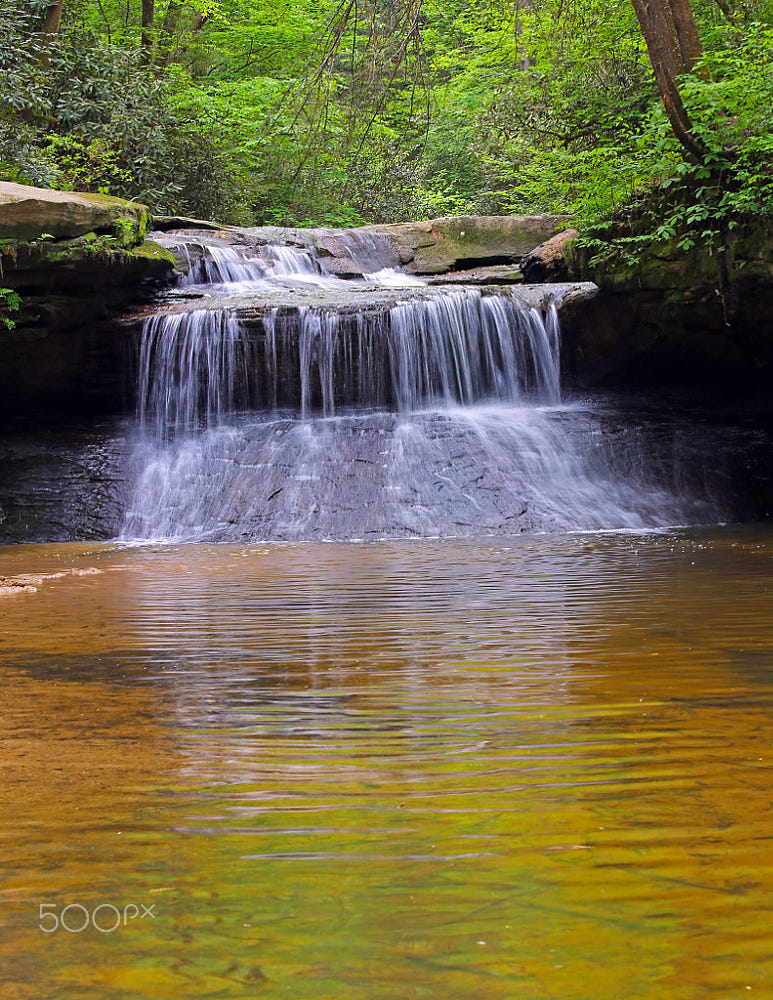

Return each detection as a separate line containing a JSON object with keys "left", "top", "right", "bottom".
{"left": 155, "top": 2, "right": 183, "bottom": 70}
{"left": 670, "top": 0, "right": 704, "bottom": 71}
{"left": 158, "top": 10, "right": 209, "bottom": 70}
{"left": 37, "top": 1, "right": 64, "bottom": 66}
{"left": 141, "top": 0, "right": 155, "bottom": 65}
{"left": 712, "top": 0, "right": 737, "bottom": 25}
{"left": 630, "top": 0, "right": 707, "bottom": 161}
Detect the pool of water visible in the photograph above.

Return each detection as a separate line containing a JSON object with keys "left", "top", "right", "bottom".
{"left": 1, "top": 528, "right": 772, "bottom": 998}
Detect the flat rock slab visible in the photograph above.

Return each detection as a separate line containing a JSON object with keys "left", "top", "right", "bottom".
{"left": 366, "top": 215, "right": 571, "bottom": 274}
{"left": 425, "top": 265, "right": 524, "bottom": 285}
{"left": 126, "top": 281, "right": 598, "bottom": 320}
{"left": 0, "top": 181, "right": 148, "bottom": 241}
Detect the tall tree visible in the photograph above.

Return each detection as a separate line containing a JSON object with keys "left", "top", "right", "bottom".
{"left": 37, "top": 1, "right": 64, "bottom": 66}
{"left": 141, "top": 0, "right": 155, "bottom": 65}
{"left": 629, "top": 0, "right": 707, "bottom": 160}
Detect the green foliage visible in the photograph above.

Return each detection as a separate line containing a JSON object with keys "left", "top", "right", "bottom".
{"left": 43, "top": 134, "right": 131, "bottom": 194}
{"left": 576, "top": 21, "right": 773, "bottom": 268}
{"left": 0, "top": 3, "right": 250, "bottom": 221}
{"left": 0, "top": 288, "right": 21, "bottom": 330}
{"left": 0, "top": 0, "right": 772, "bottom": 237}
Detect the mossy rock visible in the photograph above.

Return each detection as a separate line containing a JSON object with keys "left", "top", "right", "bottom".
{"left": 368, "top": 215, "right": 571, "bottom": 275}
{"left": 129, "top": 241, "right": 176, "bottom": 265}
{"left": 0, "top": 181, "right": 149, "bottom": 246}
{"left": 568, "top": 216, "right": 773, "bottom": 293}
{"left": 562, "top": 216, "right": 773, "bottom": 393}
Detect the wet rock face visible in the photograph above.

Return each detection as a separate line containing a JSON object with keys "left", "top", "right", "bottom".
{"left": 564, "top": 219, "right": 773, "bottom": 394}
{"left": 0, "top": 421, "right": 131, "bottom": 543}
{"left": 119, "top": 401, "right": 773, "bottom": 543}
{"left": 0, "top": 400, "right": 769, "bottom": 544}
{"left": 121, "top": 412, "right": 538, "bottom": 542}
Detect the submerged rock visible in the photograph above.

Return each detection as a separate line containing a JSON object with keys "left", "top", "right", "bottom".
{"left": 0, "top": 568, "right": 103, "bottom": 598}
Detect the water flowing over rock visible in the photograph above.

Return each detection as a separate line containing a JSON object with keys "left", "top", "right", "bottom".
{"left": 136, "top": 292, "right": 561, "bottom": 432}
{"left": 116, "top": 232, "right": 762, "bottom": 543}
{"left": 152, "top": 213, "right": 570, "bottom": 277}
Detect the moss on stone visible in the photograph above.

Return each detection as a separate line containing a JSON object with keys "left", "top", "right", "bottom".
{"left": 129, "top": 240, "right": 176, "bottom": 266}
{"left": 0, "top": 182, "right": 150, "bottom": 246}
{"left": 562, "top": 215, "right": 773, "bottom": 392}
{"left": 368, "top": 215, "right": 571, "bottom": 274}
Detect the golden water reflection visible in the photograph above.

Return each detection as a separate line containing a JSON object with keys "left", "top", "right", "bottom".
{"left": 0, "top": 529, "right": 771, "bottom": 998}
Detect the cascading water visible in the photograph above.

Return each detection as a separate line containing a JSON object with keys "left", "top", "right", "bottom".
{"left": 265, "top": 244, "right": 320, "bottom": 276}
{"left": 121, "top": 238, "right": 728, "bottom": 542}
{"left": 178, "top": 244, "right": 267, "bottom": 285}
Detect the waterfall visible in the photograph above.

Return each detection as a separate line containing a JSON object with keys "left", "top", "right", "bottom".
{"left": 135, "top": 290, "right": 561, "bottom": 431}
{"left": 137, "top": 310, "right": 252, "bottom": 438}
{"left": 265, "top": 245, "right": 320, "bottom": 276}
{"left": 387, "top": 294, "right": 560, "bottom": 411}
{"left": 179, "top": 245, "right": 267, "bottom": 285}
{"left": 121, "top": 237, "right": 728, "bottom": 542}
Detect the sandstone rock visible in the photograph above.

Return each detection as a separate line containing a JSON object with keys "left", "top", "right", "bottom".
{"left": 0, "top": 577, "right": 38, "bottom": 597}
{"left": 0, "top": 233, "right": 175, "bottom": 419}
{"left": 519, "top": 228, "right": 579, "bottom": 283}
{"left": 425, "top": 264, "right": 524, "bottom": 285}
{"left": 0, "top": 184, "right": 175, "bottom": 418}
{"left": 0, "top": 181, "right": 149, "bottom": 243}
{"left": 151, "top": 215, "right": 230, "bottom": 233}
{"left": 366, "top": 215, "right": 571, "bottom": 274}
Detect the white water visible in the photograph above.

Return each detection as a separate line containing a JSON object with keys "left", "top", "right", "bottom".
{"left": 122, "top": 405, "right": 724, "bottom": 543}
{"left": 122, "top": 239, "right": 726, "bottom": 541}
{"left": 265, "top": 244, "right": 320, "bottom": 276}
{"left": 174, "top": 235, "right": 427, "bottom": 295}
{"left": 180, "top": 244, "right": 267, "bottom": 285}
{"left": 135, "top": 290, "right": 560, "bottom": 425}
